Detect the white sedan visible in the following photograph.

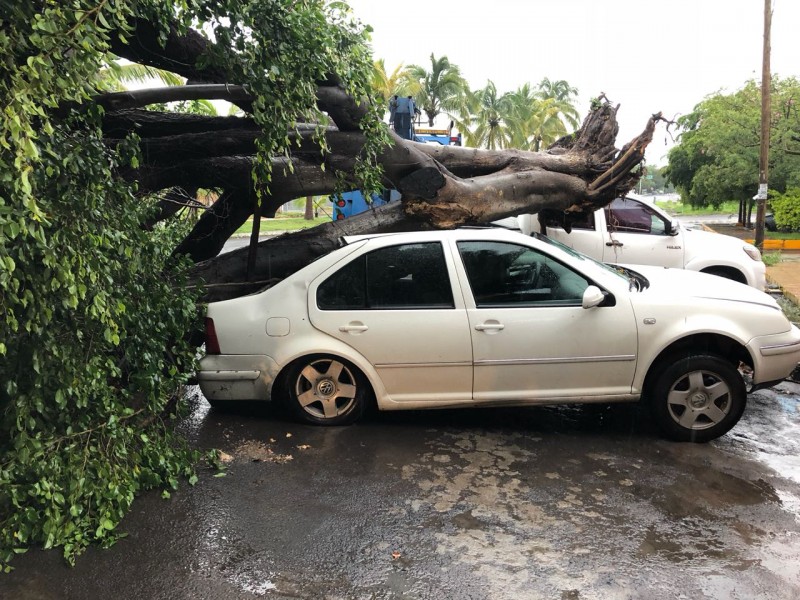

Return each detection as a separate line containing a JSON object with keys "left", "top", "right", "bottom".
{"left": 198, "top": 228, "right": 800, "bottom": 442}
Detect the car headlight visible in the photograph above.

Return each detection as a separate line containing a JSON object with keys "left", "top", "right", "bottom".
{"left": 743, "top": 244, "right": 762, "bottom": 262}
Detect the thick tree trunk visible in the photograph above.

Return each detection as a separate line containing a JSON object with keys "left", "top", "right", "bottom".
{"left": 191, "top": 202, "right": 416, "bottom": 301}
{"left": 100, "top": 19, "right": 663, "bottom": 302}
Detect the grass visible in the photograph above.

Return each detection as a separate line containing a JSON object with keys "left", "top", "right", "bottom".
{"left": 235, "top": 214, "right": 329, "bottom": 234}
{"left": 763, "top": 231, "right": 800, "bottom": 240}
{"left": 778, "top": 296, "right": 800, "bottom": 323}
{"left": 656, "top": 200, "right": 740, "bottom": 215}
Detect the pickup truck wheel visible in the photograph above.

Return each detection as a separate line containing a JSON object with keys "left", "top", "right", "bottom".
{"left": 283, "top": 355, "right": 368, "bottom": 426}
{"left": 650, "top": 354, "right": 746, "bottom": 443}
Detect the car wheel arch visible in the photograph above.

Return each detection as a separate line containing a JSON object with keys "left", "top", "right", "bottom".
{"left": 276, "top": 352, "right": 379, "bottom": 424}
{"left": 274, "top": 334, "right": 389, "bottom": 400}
{"left": 642, "top": 332, "right": 752, "bottom": 396}
{"left": 698, "top": 265, "right": 747, "bottom": 285}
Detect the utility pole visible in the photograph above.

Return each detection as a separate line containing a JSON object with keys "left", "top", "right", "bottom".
{"left": 754, "top": 0, "right": 772, "bottom": 250}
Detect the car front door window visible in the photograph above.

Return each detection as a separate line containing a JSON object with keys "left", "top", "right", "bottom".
{"left": 605, "top": 197, "right": 669, "bottom": 235}
{"left": 457, "top": 241, "right": 591, "bottom": 307}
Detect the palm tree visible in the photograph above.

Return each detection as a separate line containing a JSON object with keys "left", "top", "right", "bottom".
{"left": 537, "top": 77, "right": 578, "bottom": 102}
{"left": 459, "top": 81, "right": 579, "bottom": 152}
{"left": 371, "top": 59, "right": 413, "bottom": 102}
{"left": 536, "top": 77, "right": 580, "bottom": 132}
{"left": 97, "top": 57, "right": 218, "bottom": 115}
{"left": 452, "top": 81, "right": 511, "bottom": 150}
{"left": 528, "top": 97, "right": 572, "bottom": 151}
{"left": 501, "top": 83, "right": 539, "bottom": 150}
{"left": 96, "top": 57, "right": 186, "bottom": 92}
{"left": 404, "top": 54, "right": 467, "bottom": 127}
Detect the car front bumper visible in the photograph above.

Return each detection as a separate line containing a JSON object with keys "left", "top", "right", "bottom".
{"left": 748, "top": 325, "right": 800, "bottom": 385}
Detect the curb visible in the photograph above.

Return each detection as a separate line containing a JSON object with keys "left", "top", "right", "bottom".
{"left": 744, "top": 239, "right": 800, "bottom": 251}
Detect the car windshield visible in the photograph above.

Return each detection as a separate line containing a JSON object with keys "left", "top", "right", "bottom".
{"left": 532, "top": 232, "right": 649, "bottom": 291}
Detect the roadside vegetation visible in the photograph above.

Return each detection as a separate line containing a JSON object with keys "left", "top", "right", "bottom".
{"left": 1, "top": 0, "right": 377, "bottom": 569}
{"left": 778, "top": 296, "right": 800, "bottom": 323}
{"left": 235, "top": 213, "right": 330, "bottom": 234}
{"left": 656, "top": 200, "right": 740, "bottom": 215}
{"left": 663, "top": 77, "right": 800, "bottom": 228}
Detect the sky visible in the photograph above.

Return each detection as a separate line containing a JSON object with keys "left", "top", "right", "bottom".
{"left": 345, "top": 0, "right": 800, "bottom": 166}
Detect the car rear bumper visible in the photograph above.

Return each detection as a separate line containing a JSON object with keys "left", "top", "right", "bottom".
{"left": 197, "top": 354, "right": 279, "bottom": 401}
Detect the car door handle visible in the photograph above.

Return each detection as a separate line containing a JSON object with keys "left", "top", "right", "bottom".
{"left": 339, "top": 323, "right": 369, "bottom": 333}
{"left": 475, "top": 322, "right": 505, "bottom": 331}
{"left": 606, "top": 240, "right": 623, "bottom": 247}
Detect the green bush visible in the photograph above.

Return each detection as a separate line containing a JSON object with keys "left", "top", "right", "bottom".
{"left": 770, "top": 188, "right": 800, "bottom": 230}
{"left": 0, "top": 119, "right": 204, "bottom": 567}
{"left": 0, "top": 4, "right": 203, "bottom": 567}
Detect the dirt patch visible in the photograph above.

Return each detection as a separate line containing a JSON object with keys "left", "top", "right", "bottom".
{"left": 223, "top": 440, "right": 295, "bottom": 464}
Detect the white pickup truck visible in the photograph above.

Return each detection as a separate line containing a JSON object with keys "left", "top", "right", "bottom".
{"left": 513, "top": 194, "right": 766, "bottom": 289}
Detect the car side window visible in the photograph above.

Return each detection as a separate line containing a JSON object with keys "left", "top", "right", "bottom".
{"left": 540, "top": 208, "right": 595, "bottom": 230}
{"left": 317, "top": 242, "right": 454, "bottom": 310}
{"left": 605, "top": 197, "right": 669, "bottom": 235}
{"left": 457, "top": 241, "right": 590, "bottom": 307}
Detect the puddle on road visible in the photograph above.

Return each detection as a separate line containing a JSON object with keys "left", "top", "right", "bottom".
{"left": 395, "top": 422, "right": 800, "bottom": 598}
{"left": 719, "top": 384, "right": 800, "bottom": 525}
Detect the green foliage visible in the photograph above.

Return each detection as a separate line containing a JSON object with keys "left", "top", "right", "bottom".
{"left": 0, "top": 2, "right": 204, "bottom": 567}
{"left": 0, "top": 119, "right": 202, "bottom": 568}
{"left": 654, "top": 200, "right": 739, "bottom": 215}
{"left": 452, "top": 79, "right": 579, "bottom": 151}
{"left": 235, "top": 215, "right": 329, "bottom": 234}
{"left": 770, "top": 187, "right": 800, "bottom": 230}
{"left": 665, "top": 77, "right": 800, "bottom": 207}
{"left": 762, "top": 251, "right": 783, "bottom": 267}
{"left": 638, "top": 164, "right": 674, "bottom": 194}
{"left": 191, "top": 0, "right": 385, "bottom": 196}
{"left": 0, "top": 0, "right": 377, "bottom": 567}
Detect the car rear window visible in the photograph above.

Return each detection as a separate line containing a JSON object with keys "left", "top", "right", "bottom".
{"left": 317, "top": 242, "right": 455, "bottom": 310}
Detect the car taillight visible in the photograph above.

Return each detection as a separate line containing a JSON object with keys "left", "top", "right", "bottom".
{"left": 205, "top": 317, "right": 221, "bottom": 354}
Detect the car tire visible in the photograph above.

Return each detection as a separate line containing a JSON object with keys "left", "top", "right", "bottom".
{"left": 649, "top": 354, "right": 746, "bottom": 443}
{"left": 282, "top": 355, "right": 368, "bottom": 426}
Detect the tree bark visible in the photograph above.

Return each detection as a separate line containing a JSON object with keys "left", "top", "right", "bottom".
{"left": 99, "top": 19, "right": 663, "bottom": 302}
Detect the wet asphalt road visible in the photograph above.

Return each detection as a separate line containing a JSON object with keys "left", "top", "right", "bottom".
{"left": 3, "top": 384, "right": 800, "bottom": 600}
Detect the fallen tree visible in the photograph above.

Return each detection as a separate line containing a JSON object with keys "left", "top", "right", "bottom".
{"left": 99, "top": 18, "right": 663, "bottom": 301}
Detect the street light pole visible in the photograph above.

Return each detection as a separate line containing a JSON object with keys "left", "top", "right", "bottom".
{"left": 755, "top": 0, "right": 772, "bottom": 250}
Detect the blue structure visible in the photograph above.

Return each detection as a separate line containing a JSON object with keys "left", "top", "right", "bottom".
{"left": 331, "top": 189, "right": 402, "bottom": 221}
{"left": 413, "top": 127, "right": 462, "bottom": 146}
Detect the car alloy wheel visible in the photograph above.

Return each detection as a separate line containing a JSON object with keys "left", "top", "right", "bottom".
{"left": 650, "top": 354, "right": 746, "bottom": 443}
{"left": 286, "top": 356, "right": 366, "bottom": 425}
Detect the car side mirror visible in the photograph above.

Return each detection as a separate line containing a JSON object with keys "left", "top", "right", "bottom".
{"left": 582, "top": 285, "right": 606, "bottom": 309}
{"left": 667, "top": 219, "right": 680, "bottom": 236}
